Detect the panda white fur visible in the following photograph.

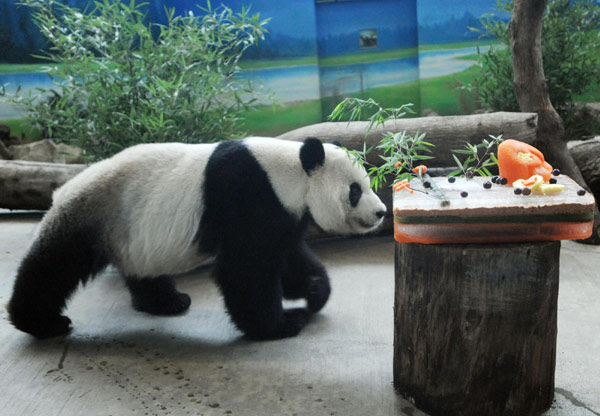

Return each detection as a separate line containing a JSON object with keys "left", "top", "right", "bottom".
{"left": 8, "top": 137, "right": 386, "bottom": 340}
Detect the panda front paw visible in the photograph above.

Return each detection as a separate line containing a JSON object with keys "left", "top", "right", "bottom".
{"left": 126, "top": 276, "right": 191, "bottom": 316}
{"left": 132, "top": 292, "right": 191, "bottom": 316}
{"left": 281, "top": 308, "right": 311, "bottom": 337}
{"left": 306, "top": 275, "right": 331, "bottom": 313}
{"left": 244, "top": 308, "right": 310, "bottom": 341}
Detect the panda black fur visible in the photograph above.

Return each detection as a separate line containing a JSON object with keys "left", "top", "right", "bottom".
{"left": 7, "top": 137, "right": 386, "bottom": 340}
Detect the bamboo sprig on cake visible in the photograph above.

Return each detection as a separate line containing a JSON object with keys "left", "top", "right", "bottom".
{"left": 329, "top": 98, "right": 504, "bottom": 207}
{"left": 449, "top": 135, "right": 503, "bottom": 179}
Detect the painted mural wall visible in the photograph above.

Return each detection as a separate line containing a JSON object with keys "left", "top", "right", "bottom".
{"left": 0, "top": 0, "right": 510, "bottom": 137}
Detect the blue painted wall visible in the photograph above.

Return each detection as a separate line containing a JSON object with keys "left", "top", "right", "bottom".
{"left": 0, "top": 0, "right": 511, "bottom": 135}
{"left": 315, "top": 0, "right": 417, "bottom": 57}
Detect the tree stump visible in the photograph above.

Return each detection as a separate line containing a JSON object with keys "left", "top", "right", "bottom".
{"left": 394, "top": 241, "right": 560, "bottom": 416}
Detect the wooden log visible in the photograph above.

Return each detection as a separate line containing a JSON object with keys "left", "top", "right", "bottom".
{"left": 394, "top": 241, "right": 560, "bottom": 416}
{"left": 0, "top": 160, "right": 86, "bottom": 210}
{"left": 0, "top": 111, "right": 537, "bottom": 211}
{"left": 277, "top": 111, "right": 538, "bottom": 167}
{"left": 569, "top": 137, "right": 600, "bottom": 199}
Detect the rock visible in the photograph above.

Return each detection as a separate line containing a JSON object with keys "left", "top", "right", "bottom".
{"left": 0, "top": 124, "right": 10, "bottom": 142}
{"left": 421, "top": 109, "right": 439, "bottom": 117}
{"left": 575, "top": 102, "right": 600, "bottom": 116}
{"left": 55, "top": 142, "right": 85, "bottom": 164}
{"left": 0, "top": 124, "right": 21, "bottom": 146}
{"left": 8, "top": 139, "right": 84, "bottom": 164}
{"left": 0, "top": 140, "right": 12, "bottom": 160}
{"left": 9, "top": 139, "right": 57, "bottom": 162}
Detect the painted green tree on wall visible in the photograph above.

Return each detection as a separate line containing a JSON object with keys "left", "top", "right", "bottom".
{"left": 11, "top": 0, "right": 269, "bottom": 161}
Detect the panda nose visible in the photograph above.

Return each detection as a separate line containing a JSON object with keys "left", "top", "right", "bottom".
{"left": 376, "top": 210, "right": 386, "bottom": 219}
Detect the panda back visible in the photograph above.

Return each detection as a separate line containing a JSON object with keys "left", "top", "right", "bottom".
{"left": 52, "top": 143, "right": 217, "bottom": 276}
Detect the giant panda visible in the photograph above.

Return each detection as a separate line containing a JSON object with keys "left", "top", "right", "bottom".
{"left": 7, "top": 137, "right": 386, "bottom": 340}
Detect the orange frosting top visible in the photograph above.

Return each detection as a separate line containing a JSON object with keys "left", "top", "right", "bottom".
{"left": 497, "top": 139, "right": 552, "bottom": 185}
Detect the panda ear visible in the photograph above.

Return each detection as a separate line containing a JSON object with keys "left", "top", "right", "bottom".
{"left": 331, "top": 140, "right": 342, "bottom": 147}
{"left": 300, "top": 137, "right": 325, "bottom": 175}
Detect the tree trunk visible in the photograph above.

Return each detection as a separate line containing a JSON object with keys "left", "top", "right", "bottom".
{"left": 394, "top": 241, "right": 559, "bottom": 416}
{"left": 510, "top": 0, "right": 600, "bottom": 242}
{"left": 0, "top": 160, "right": 86, "bottom": 210}
{"left": 277, "top": 111, "right": 537, "bottom": 167}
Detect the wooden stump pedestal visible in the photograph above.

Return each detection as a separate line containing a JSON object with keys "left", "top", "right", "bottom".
{"left": 393, "top": 241, "right": 560, "bottom": 416}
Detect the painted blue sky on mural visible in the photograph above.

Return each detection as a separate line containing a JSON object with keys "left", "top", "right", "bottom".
{"left": 172, "top": 0, "right": 318, "bottom": 37}
{"left": 315, "top": 0, "right": 417, "bottom": 56}
{"left": 417, "top": 0, "right": 501, "bottom": 24}
{"left": 316, "top": 0, "right": 416, "bottom": 37}
{"left": 0, "top": 0, "right": 505, "bottom": 63}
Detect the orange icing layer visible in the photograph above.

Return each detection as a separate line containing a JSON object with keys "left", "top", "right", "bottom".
{"left": 498, "top": 139, "right": 552, "bottom": 184}
{"left": 394, "top": 221, "right": 592, "bottom": 244}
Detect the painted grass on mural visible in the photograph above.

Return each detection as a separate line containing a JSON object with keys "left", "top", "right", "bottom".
{"left": 418, "top": 39, "right": 499, "bottom": 52}
{"left": 318, "top": 48, "right": 418, "bottom": 67}
{"left": 239, "top": 48, "right": 419, "bottom": 70}
{"left": 420, "top": 66, "right": 481, "bottom": 115}
{"left": 457, "top": 54, "right": 479, "bottom": 61}
{"left": 239, "top": 56, "right": 318, "bottom": 70}
{"left": 239, "top": 41, "right": 500, "bottom": 70}
{"left": 240, "top": 100, "right": 323, "bottom": 137}
{"left": 241, "top": 65, "right": 482, "bottom": 137}
{"left": 1, "top": 118, "right": 41, "bottom": 140}
{"left": 0, "top": 63, "right": 61, "bottom": 74}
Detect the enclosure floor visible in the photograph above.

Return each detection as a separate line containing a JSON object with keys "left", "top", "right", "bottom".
{"left": 1, "top": 215, "right": 599, "bottom": 416}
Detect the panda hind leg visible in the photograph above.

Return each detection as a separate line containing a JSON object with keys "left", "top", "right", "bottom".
{"left": 8, "top": 218, "right": 108, "bottom": 339}
{"left": 125, "top": 276, "right": 191, "bottom": 316}
{"left": 282, "top": 241, "right": 331, "bottom": 313}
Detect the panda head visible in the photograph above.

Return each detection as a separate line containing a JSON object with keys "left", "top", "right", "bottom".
{"left": 300, "top": 137, "right": 387, "bottom": 234}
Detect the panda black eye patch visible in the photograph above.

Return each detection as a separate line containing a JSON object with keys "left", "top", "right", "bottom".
{"left": 349, "top": 182, "right": 362, "bottom": 207}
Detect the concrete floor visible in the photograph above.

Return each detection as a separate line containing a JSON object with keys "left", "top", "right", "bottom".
{"left": 0, "top": 214, "right": 599, "bottom": 416}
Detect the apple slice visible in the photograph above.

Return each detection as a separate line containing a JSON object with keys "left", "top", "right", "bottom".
{"left": 540, "top": 184, "right": 565, "bottom": 195}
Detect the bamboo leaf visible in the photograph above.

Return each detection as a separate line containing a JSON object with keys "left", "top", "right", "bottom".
{"left": 453, "top": 154, "right": 464, "bottom": 170}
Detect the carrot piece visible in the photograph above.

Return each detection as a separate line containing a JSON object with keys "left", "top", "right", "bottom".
{"left": 393, "top": 179, "right": 414, "bottom": 194}
{"left": 412, "top": 165, "right": 427, "bottom": 175}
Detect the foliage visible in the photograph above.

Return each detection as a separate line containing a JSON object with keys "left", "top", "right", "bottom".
{"left": 10, "top": 0, "right": 269, "bottom": 161}
{"left": 471, "top": 0, "right": 600, "bottom": 138}
{"left": 449, "top": 135, "right": 503, "bottom": 178}
{"left": 328, "top": 98, "right": 435, "bottom": 192}
{"left": 329, "top": 98, "right": 502, "bottom": 194}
